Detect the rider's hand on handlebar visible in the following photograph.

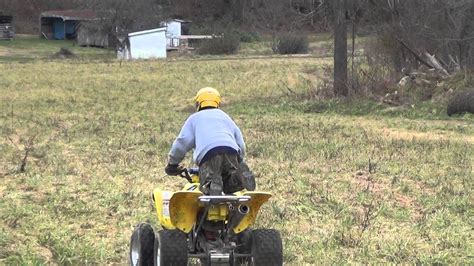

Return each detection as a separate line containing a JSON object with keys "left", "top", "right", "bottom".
{"left": 165, "top": 163, "right": 185, "bottom": 176}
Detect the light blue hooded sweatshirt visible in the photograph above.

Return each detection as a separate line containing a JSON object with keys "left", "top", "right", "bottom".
{"left": 168, "top": 109, "right": 245, "bottom": 165}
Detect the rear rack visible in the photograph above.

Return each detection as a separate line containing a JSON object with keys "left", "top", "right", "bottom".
{"left": 198, "top": 195, "right": 251, "bottom": 204}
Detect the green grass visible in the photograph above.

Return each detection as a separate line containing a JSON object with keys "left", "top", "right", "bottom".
{"left": 0, "top": 35, "right": 114, "bottom": 62}
{"left": 0, "top": 41, "right": 473, "bottom": 264}
{"left": 238, "top": 33, "right": 334, "bottom": 56}
{"left": 0, "top": 33, "right": 354, "bottom": 62}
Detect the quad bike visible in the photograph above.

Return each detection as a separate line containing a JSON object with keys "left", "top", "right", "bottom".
{"left": 130, "top": 168, "right": 283, "bottom": 266}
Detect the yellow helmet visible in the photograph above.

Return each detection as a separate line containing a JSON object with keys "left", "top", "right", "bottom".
{"left": 195, "top": 87, "right": 221, "bottom": 110}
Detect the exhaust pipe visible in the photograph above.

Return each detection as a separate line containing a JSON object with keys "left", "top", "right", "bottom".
{"left": 227, "top": 204, "right": 250, "bottom": 232}
{"left": 239, "top": 204, "right": 250, "bottom": 215}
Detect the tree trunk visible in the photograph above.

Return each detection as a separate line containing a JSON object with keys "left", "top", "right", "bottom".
{"left": 334, "top": 0, "right": 348, "bottom": 97}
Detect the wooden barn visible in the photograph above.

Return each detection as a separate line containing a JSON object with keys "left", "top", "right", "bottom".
{"left": 77, "top": 21, "right": 114, "bottom": 48}
{"left": 39, "top": 10, "right": 113, "bottom": 47}
{"left": 0, "top": 13, "right": 14, "bottom": 40}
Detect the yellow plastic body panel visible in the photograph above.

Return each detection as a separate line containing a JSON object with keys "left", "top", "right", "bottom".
{"left": 191, "top": 174, "right": 199, "bottom": 183}
{"left": 153, "top": 189, "right": 176, "bottom": 230}
{"left": 154, "top": 180, "right": 272, "bottom": 234}
{"left": 208, "top": 204, "right": 229, "bottom": 221}
{"left": 169, "top": 190, "right": 203, "bottom": 233}
{"left": 182, "top": 182, "right": 200, "bottom": 192}
{"left": 233, "top": 191, "right": 272, "bottom": 234}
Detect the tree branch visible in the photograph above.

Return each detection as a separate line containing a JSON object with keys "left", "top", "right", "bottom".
{"left": 395, "top": 37, "right": 434, "bottom": 69}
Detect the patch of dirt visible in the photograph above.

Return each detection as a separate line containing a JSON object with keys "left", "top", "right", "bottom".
{"left": 393, "top": 193, "right": 422, "bottom": 214}
{"left": 378, "top": 127, "right": 474, "bottom": 143}
{"left": 286, "top": 73, "right": 299, "bottom": 89}
{"left": 351, "top": 117, "right": 474, "bottom": 144}
{"left": 351, "top": 171, "right": 424, "bottom": 219}
{"left": 35, "top": 245, "right": 54, "bottom": 263}
{"left": 0, "top": 169, "right": 10, "bottom": 178}
{"left": 352, "top": 171, "right": 387, "bottom": 195}
{"left": 0, "top": 184, "right": 5, "bottom": 198}
{"left": 296, "top": 220, "right": 314, "bottom": 234}
{"left": 7, "top": 132, "right": 22, "bottom": 147}
{"left": 0, "top": 49, "right": 11, "bottom": 56}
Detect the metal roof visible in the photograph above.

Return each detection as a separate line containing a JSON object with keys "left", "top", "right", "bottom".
{"left": 163, "top": 19, "right": 191, "bottom": 23}
{"left": 128, "top": 27, "right": 166, "bottom": 38}
{"left": 40, "top": 10, "right": 99, "bottom": 21}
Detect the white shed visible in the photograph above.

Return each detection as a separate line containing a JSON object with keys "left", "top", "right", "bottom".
{"left": 118, "top": 27, "right": 167, "bottom": 60}
{"left": 160, "top": 19, "right": 189, "bottom": 48}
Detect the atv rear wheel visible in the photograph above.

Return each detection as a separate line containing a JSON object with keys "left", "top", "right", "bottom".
{"left": 130, "top": 223, "right": 155, "bottom": 266}
{"left": 234, "top": 229, "right": 251, "bottom": 265}
{"left": 154, "top": 229, "right": 188, "bottom": 266}
{"left": 250, "top": 229, "right": 283, "bottom": 266}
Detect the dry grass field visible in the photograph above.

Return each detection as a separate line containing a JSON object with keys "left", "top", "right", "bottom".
{"left": 0, "top": 37, "right": 473, "bottom": 264}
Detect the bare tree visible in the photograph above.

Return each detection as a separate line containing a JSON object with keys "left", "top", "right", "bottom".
{"left": 1, "top": 0, "right": 87, "bottom": 33}
{"left": 92, "top": 0, "right": 164, "bottom": 33}
{"left": 364, "top": 0, "right": 474, "bottom": 72}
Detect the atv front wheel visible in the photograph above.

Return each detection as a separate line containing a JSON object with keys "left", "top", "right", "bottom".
{"left": 130, "top": 223, "right": 155, "bottom": 266}
{"left": 154, "top": 229, "right": 188, "bottom": 266}
{"left": 250, "top": 229, "right": 283, "bottom": 266}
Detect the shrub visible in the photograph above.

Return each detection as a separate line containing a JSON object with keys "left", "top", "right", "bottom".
{"left": 349, "top": 36, "right": 399, "bottom": 98}
{"left": 197, "top": 34, "right": 240, "bottom": 55}
{"left": 237, "top": 31, "right": 261, "bottom": 43}
{"left": 272, "top": 34, "right": 309, "bottom": 54}
{"left": 52, "top": 48, "right": 77, "bottom": 59}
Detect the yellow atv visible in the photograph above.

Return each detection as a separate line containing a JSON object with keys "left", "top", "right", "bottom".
{"left": 129, "top": 168, "right": 282, "bottom": 266}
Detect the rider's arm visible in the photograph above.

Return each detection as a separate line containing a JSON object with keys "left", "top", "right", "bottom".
{"left": 168, "top": 117, "right": 195, "bottom": 165}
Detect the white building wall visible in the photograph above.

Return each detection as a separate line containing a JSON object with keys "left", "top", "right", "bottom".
{"left": 129, "top": 28, "right": 167, "bottom": 59}
{"left": 165, "top": 21, "right": 182, "bottom": 47}
{"left": 167, "top": 21, "right": 181, "bottom": 37}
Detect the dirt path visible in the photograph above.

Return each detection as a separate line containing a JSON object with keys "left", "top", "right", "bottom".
{"left": 377, "top": 127, "right": 474, "bottom": 143}
{"left": 351, "top": 117, "right": 474, "bottom": 144}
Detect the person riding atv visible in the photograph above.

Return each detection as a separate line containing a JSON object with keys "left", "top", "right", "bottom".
{"left": 129, "top": 88, "right": 282, "bottom": 265}
{"left": 165, "top": 87, "right": 255, "bottom": 195}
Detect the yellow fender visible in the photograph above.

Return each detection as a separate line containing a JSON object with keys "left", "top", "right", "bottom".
{"left": 234, "top": 192, "right": 272, "bottom": 234}
{"left": 153, "top": 189, "right": 176, "bottom": 230}
{"left": 169, "top": 191, "right": 203, "bottom": 233}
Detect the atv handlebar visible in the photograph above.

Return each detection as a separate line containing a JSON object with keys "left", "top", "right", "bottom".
{"left": 188, "top": 168, "right": 199, "bottom": 175}
{"left": 178, "top": 167, "right": 199, "bottom": 183}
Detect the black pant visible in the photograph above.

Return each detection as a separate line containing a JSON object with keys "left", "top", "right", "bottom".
{"left": 199, "top": 153, "right": 255, "bottom": 195}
